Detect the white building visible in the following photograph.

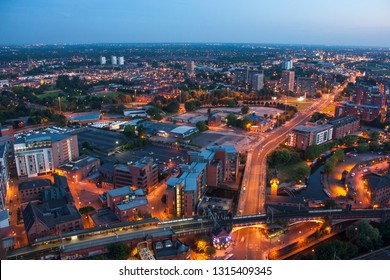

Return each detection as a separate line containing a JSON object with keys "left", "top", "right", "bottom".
{"left": 283, "top": 60, "right": 293, "bottom": 70}
{"left": 111, "top": 55, "right": 117, "bottom": 65}
{"left": 100, "top": 56, "right": 106, "bottom": 65}
{"left": 252, "top": 73, "right": 264, "bottom": 91}
{"left": 118, "top": 56, "right": 124, "bottom": 65}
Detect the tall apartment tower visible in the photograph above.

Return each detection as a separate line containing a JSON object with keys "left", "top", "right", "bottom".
{"left": 100, "top": 56, "right": 106, "bottom": 65}
{"left": 186, "top": 61, "right": 195, "bottom": 75}
{"left": 118, "top": 56, "right": 124, "bottom": 65}
{"left": 281, "top": 70, "right": 295, "bottom": 92}
{"left": 283, "top": 60, "right": 293, "bottom": 70}
{"left": 111, "top": 56, "right": 117, "bottom": 65}
{"left": 252, "top": 73, "right": 264, "bottom": 91}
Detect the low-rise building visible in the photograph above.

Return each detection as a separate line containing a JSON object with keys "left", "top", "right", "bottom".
{"left": 366, "top": 173, "right": 390, "bottom": 207}
{"left": 57, "top": 155, "right": 100, "bottom": 183}
{"left": 22, "top": 200, "right": 83, "bottom": 242}
{"left": 18, "top": 179, "right": 51, "bottom": 204}
{"left": 106, "top": 186, "right": 149, "bottom": 222}
{"left": 170, "top": 126, "right": 199, "bottom": 139}
{"left": 328, "top": 116, "right": 360, "bottom": 139}
{"left": 288, "top": 122, "right": 333, "bottom": 150}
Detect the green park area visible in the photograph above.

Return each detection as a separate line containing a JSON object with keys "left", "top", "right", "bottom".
{"left": 267, "top": 146, "right": 310, "bottom": 184}
{"left": 284, "top": 98, "right": 316, "bottom": 110}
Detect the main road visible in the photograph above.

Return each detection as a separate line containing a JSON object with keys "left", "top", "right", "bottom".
{"left": 239, "top": 87, "right": 344, "bottom": 216}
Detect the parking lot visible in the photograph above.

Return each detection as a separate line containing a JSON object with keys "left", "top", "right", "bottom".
{"left": 107, "top": 144, "right": 188, "bottom": 166}
{"left": 74, "top": 128, "right": 125, "bottom": 153}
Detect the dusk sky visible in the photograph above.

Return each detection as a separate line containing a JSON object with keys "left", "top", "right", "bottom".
{"left": 1, "top": 0, "right": 390, "bottom": 46}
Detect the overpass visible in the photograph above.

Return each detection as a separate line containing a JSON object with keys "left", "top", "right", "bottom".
{"left": 6, "top": 208, "right": 389, "bottom": 259}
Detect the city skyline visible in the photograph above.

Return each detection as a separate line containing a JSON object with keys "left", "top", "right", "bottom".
{"left": 1, "top": 0, "right": 390, "bottom": 47}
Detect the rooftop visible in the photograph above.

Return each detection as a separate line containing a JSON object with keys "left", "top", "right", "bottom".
{"left": 23, "top": 200, "right": 82, "bottom": 233}
{"left": 170, "top": 125, "right": 198, "bottom": 134}
{"left": 18, "top": 179, "right": 51, "bottom": 191}
{"left": 107, "top": 185, "right": 145, "bottom": 198}
{"left": 115, "top": 199, "right": 148, "bottom": 211}
{"left": 207, "top": 145, "right": 237, "bottom": 154}
{"left": 58, "top": 155, "right": 99, "bottom": 171}
{"left": 293, "top": 123, "right": 333, "bottom": 133}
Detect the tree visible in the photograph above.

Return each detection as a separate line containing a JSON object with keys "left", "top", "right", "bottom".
{"left": 195, "top": 234, "right": 210, "bottom": 252}
{"left": 346, "top": 220, "right": 383, "bottom": 252}
{"left": 226, "top": 113, "right": 238, "bottom": 126}
{"left": 357, "top": 143, "right": 369, "bottom": 152}
{"left": 196, "top": 121, "right": 208, "bottom": 132}
{"left": 107, "top": 242, "right": 131, "bottom": 260}
{"left": 315, "top": 240, "right": 358, "bottom": 260}
{"left": 205, "top": 246, "right": 216, "bottom": 256}
{"left": 184, "top": 99, "right": 201, "bottom": 112}
{"left": 241, "top": 105, "right": 250, "bottom": 114}
{"left": 369, "top": 131, "right": 380, "bottom": 141}
{"left": 241, "top": 116, "right": 253, "bottom": 130}
{"left": 165, "top": 101, "right": 180, "bottom": 113}
{"left": 369, "top": 141, "right": 380, "bottom": 152}
{"left": 342, "top": 135, "right": 358, "bottom": 146}
{"left": 161, "top": 194, "right": 167, "bottom": 204}
{"left": 123, "top": 125, "right": 136, "bottom": 138}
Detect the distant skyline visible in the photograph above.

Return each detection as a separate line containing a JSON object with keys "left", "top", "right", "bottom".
{"left": 1, "top": 0, "right": 390, "bottom": 47}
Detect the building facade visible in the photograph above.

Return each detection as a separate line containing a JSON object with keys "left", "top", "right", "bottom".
{"left": 113, "top": 157, "right": 158, "bottom": 190}
{"left": 57, "top": 155, "right": 100, "bottom": 183}
{"left": 280, "top": 70, "right": 295, "bottom": 92}
{"left": 288, "top": 123, "right": 333, "bottom": 150}
{"left": 328, "top": 116, "right": 360, "bottom": 139}
{"left": 14, "top": 133, "right": 79, "bottom": 178}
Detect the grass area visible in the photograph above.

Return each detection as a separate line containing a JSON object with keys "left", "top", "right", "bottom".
{"left": 276, "top": 161, "right": 310, "bottom": 183}
{"left": 36, "top": 90, "right": 63, "bottom": 99}
{"left": 284, "top": 98, "right": 316, "bottom": 110}
{"left": 320, "top": 103, "right": 336, "bottom": 115}
{"left": 92, "top": 91, "right": 122, "bottom": 98}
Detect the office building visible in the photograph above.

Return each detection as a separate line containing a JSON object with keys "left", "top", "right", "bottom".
{"left": 14, "top": 133, "right": 79, "bottom": 178}
{"left": 111, "top": 55, "right": 117, "bottom": 65}
{"left": 288, "top": 122, "right": 333, "bottom": 150}
{"left": 100, "top": 56, "right": 106, "bottom": 65}
{"left": 188, "top": 145, "right": 239, "bottom": 184}
{"left": 118, "top": 56, "right": 124, "bottom": 65}
{"left": 252, "top": 73, "right": 264, "bottom": 91}
{"left": 234, "top": 69, "right": 263, "bottom": 87}
{"left": 113, "top": 157, "right": 158, "bottom": 190}
{"left": 280, "top": 71, "right": 295, "bottom": 92}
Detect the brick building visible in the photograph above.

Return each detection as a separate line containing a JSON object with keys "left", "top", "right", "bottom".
{"left": 328, "top": 116, "right": 360, "bottom": 139}
{"left": 57, "top": 155, "right": 100, "bottom": 183}
{"left": 22, "top": 200, "right": 82, "bottom": 242}
{"left": 113, "top": 157, "right": 158, "bottom": 190}
{"left": 288, "top": 122, "right": 333, "bottom": 150}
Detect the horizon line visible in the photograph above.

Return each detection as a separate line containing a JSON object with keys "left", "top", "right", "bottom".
{"left": 1, "top": 42, "right": 390, "bottom": 49}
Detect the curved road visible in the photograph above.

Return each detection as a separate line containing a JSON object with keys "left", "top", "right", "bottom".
{"left": 240, "top": 88, "right": 343, "bottom": 216}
